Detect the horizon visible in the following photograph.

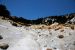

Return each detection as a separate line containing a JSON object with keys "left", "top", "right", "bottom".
{"left": 0, "top": 0, "right": 75, "bottom": 20}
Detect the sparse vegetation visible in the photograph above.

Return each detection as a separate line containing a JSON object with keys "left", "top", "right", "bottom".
{"left": 64, "top": 24, "right": 75, "bottom": 30}
{"left": 12, "top": 22, "right": 18, "bottom": 27}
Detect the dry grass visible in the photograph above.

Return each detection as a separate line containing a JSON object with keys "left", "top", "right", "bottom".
{"left": 64, "top": 24, "right": 75, "bottom": 30}
{"left": 30, "top": 23, "right": 65, "bottom": 30}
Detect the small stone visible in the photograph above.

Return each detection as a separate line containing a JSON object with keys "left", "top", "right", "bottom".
{"left": 70, "top": 26, "right": 74, "bottom": 30}
{"left": 46, "top": 48, "right": 52, "bottom": 50}
{"left": 58, "top": 35, "right": 64, "bottom": 39}
{"left": 60, "top": 30, "right": 64, "bottom": 32}
{"left": 0, "top": 35, "right": 3, "bottom": 39}
{"left": 53, "top": 47, "right": 57, "bottom": 49}
{"left": 0, "top": 43, "right": 9, "bottom": 49}
{"left": 73, "top": 41, "right": 75, "bottom": 46}
{"left": 69, "top": 33, "right": 72, "bottom": 35}
{"left": 39, "top": 35, "right": 41, "bottom": 37}
{"left": 49, "top": 33, "right": 52, "bottom": 35}
{"left": 44, "top": 45, "right": 47, "bottom": 47}
{"left": 38, "top": 32, "right": 40, "bottom": 33}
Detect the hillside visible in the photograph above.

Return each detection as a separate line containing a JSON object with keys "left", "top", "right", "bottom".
{"left": 1, "top": 13, "right": 75, "bottom": 26}
{"left": 0, "top": 13, "right": 75, "bottom": 50}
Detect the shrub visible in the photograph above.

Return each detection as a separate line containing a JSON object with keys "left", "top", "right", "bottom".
{"left": 12, "top": 22, "right": 18, "bottom": 27}
{"left": 0, "top": 4, "right": 10, "bottom": 17}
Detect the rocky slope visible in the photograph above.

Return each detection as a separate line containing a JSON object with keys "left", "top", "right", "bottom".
{"left": 30, "top": 13, "right": 75, "bottom": 25}
{"left": 0, "top": 15, "right": 75, "bottom": 50}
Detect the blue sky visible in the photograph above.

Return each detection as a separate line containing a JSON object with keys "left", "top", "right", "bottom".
{"left": 0, "top": 0, "right": 75, "bottom": 20}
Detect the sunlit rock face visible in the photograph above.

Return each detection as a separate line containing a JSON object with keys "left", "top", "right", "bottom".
{"left": 0, "top": 16, "right": 75, "bottom": 50}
